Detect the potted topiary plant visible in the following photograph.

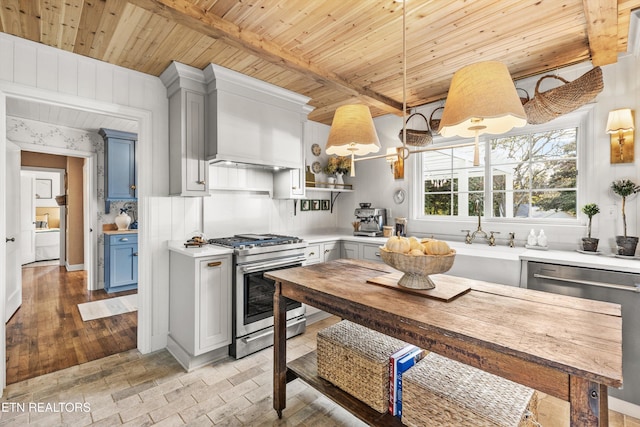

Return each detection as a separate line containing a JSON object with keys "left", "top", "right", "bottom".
{"left": 611, "top": 179, "right": 640, "bottom": 256}
{"left": 581, "top": 203, "right": 600, "bottom": 251}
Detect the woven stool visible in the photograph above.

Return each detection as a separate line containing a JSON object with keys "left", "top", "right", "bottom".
{"left": 317, "top": 320, "right": 409, "bottom": 413}
{"left": 402, "top": 352, "right": 539, "bottom": 427}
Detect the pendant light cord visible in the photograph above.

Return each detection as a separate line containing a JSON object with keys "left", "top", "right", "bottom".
{"left": 402, "top": 0, "right": 407, "bottom": 150}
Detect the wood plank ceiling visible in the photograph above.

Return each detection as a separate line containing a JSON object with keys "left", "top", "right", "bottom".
{"left": 0, "top": 0, "right": 638, "bottom": 125}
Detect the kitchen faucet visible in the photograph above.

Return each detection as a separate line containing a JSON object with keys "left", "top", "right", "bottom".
{"left": 462, "top": 199, "right": 498, "bottom": 245}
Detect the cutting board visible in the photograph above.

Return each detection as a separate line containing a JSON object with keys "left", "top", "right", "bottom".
{"left": 366, "top": 271, "right": 470, "bottom": 302}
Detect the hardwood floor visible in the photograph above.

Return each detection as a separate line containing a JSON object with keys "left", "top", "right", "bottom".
{"left": 5, "top": 264, "right": 137, "bottom": 384}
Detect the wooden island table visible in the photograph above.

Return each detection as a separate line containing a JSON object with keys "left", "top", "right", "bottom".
{"left": 267, "top": 259, "right": 622, "bottom": 427}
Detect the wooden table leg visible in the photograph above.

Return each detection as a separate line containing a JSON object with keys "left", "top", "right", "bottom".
{"left": 569, "top": 376, "right": 608, "bottom": 426}
{"left": 273, "top": 281, "right": 287, "bottom": 418}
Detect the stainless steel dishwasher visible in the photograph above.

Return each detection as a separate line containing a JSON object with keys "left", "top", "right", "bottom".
{"left": 527, "top": 261, "right": 640, "bottom": 406}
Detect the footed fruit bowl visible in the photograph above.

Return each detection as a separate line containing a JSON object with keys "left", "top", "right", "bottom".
{"left": 379, "top": 247, "right": 456, "bottom": 290}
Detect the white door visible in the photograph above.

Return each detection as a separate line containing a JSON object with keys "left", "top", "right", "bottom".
{"left": 20, "top": 171, "right": 36, "bottom": 265}
{"left": 5, "top": 142, "right": 22, "bottom": 322}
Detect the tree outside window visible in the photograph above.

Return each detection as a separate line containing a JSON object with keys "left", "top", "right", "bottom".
{"left": 421, "top": 127, "right": 578, "bottom": 219}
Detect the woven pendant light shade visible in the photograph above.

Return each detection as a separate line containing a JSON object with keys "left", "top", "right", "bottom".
{"left": 438, "top": 61, "right": 527, "bottom": 138}
{"left": 325, "top": 105, "right": 381, "bottom": 156}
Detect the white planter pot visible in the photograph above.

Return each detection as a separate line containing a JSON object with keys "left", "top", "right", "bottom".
{"left": 327, "top": 176, "right": 336, "bottom": 189}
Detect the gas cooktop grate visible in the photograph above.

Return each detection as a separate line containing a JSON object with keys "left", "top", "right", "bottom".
{"left": 208, "top": 234, "right": 302, "bottom": 248}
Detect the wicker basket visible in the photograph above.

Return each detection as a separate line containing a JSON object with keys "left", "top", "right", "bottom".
{"left": 379, "top": 247, "right": 456, "bottom": 289}
{"left": 402, "top": 353, "right": 539, "bottom": 427}
{"left": 317, "top": 320, "right": 410, "bottom": 413}
{"left": 429, "top": 106, "right": 445, "bottom": 133}
{"left": 398, "top": 113, "right": 432, "bottom": 146}
{"left": 524, "top": 66, "right": 603, "bottom": 125}
{"left": 516, "top": 88, "right": 530, "bottom": 105}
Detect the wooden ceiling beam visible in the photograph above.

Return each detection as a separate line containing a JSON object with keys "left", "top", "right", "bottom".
{"left": 127, "top": 0, "right": 403, "bottom": 116}
{"left": 582, "top": 0, "right": 619, "bottom": 65}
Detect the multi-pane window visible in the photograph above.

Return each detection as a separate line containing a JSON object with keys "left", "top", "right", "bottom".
{"left": 420, "top": 127, "right": 578, "bottom": 220}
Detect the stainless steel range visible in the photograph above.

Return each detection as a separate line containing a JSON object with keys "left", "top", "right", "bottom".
{"left": 208, "top": 234, "right": 307, "bottom": 359}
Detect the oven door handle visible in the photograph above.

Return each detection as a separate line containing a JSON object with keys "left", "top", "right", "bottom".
{"left": 533, "top": 273, "right": 640, "bottom": 293}
{"left": 239, "top": 256, "right": 307, "bottom": 274}
{"left": 242, "top": 317, "right": 307, "bottom": 343}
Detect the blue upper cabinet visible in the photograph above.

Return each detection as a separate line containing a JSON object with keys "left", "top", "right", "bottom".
{"left": 100, "top": 128, "right": 137, "bottom": 213}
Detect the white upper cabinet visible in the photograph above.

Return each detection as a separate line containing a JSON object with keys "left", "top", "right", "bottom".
{"left": 161, "top": 61, "right": 312, "bottom": 196}
{"left": 203, "top": 64, "right": 312, "bottom": 170}
{"left": 161, "top": 62, "right": 209, "bottom": 196}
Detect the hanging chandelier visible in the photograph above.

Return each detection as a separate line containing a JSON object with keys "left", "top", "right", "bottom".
{"left": 324, "top": 1, "right": 527, "bottom": 174}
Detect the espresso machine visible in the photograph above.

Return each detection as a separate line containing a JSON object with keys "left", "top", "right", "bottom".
{"left": 354, "top": 206, "right": 387, "bottom": 237}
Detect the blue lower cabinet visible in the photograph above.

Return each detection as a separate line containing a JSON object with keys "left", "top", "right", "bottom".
{"left": 105, "top": 234, "right": 138, "bottom": 293}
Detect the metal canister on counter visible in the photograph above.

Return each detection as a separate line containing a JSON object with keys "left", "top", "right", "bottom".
{"left": 394, "top": 217, "right": 407, "bottom": 237}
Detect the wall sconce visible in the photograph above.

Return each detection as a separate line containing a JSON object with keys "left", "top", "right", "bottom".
{"left": 607, "top": 108, "right": 635, "bottom": 163}
{"left": 386, "top": 147, "right": 404, "bottom": 179}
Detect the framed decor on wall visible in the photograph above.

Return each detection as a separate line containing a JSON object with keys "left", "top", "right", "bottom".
{"left": 301, "top": 200, "right": 311, "bottom": 211}
{"left": 312, "top": 200, "right": 320, "bottom": 210}
{"left": 321, "top": 200, "right": 330, "bottom": 210}
{"left": 36, "top": 179, "right": 52, "bottom": 199}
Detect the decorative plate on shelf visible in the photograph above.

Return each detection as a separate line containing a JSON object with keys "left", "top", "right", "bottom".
{"left": 311, "top": 143, "right": 321, "bottom": 156}
{"left": 311, "top": 161, "right": 322, "bottom": 173}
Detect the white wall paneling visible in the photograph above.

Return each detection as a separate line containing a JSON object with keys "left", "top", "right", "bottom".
{"left": 0, "top": 32, "right": 170, "bottom": 393}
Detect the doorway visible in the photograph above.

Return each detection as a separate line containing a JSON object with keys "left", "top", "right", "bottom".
{"left": 0, "top": 92, "right": 150, "bottom": 390}
{"left": 20, "top": 167, "right": 65, "bottom": 269}
{"left": 6, "top": 139, "right": 139, "bottom": 384}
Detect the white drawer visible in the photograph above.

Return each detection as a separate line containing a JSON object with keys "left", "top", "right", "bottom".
{"left": 304, "top": 244, "right": 321, "bottom": 265}
{"left": 362, "top": 244, "right": 382, "bottom": 262}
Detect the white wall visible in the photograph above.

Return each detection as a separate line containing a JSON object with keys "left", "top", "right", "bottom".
{"left": 0, "top": 32, "right": 170, "bottom": 356}
{"left": 355, "top": 54, "right": 640, "bottom": 251}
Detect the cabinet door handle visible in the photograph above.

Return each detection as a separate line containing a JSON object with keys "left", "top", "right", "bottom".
{"left": 130, "top": 184, "right": 136, "bottom": 190}
{"left": 133, "top": 252, "right": 138, "bottom": 257}
{"left": 6, "top": 237, "right": 15, "bottom": 242}
{"left": 197, "top": 180, "right": 206, "bottom": 185}
{"left": 324, "top": 249, "right": 330, "bottom": 254}
{"left": 308, "top": 251, "right": 315, "bottom": 256}
{"left": 207, "top": 261, "right": 222, "bottom": 268}
{"left": 120, "top": 238, "right": 129, "bottom": 242}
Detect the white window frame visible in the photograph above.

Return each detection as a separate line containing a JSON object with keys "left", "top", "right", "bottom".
{"left": 409, "top": 106, "right": 593, "bottom": 239}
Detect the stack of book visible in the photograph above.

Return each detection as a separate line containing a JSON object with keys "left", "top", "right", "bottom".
{"left": 388, "top": 345, "right": 425, "bottom": 417}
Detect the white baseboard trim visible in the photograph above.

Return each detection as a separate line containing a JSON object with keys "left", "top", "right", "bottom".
{"left": 166, "top": 336, "right": 229, "bottom": 372}
{"left": 65, "top": 263, "right": 84, "bottom": 272}
{"left": 609, "top": 396, "right": 640, "bottom": 419}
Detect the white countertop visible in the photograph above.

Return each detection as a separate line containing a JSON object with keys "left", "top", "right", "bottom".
{"left": 167, "top": 233, "right": 640, "bottom": 273}
{"left": 299, "top": 232, "right": 640, "bottom": 273}
{"left": 168, "top": 241, "right": 233, "bottom": 258}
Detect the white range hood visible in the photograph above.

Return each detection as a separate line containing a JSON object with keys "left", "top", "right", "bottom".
{"left": 203, "top": 64, "right": 313, "bottom": 170}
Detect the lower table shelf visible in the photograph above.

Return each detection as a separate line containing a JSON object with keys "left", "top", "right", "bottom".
{"left": 287, "top": 351, "right": 404, "bottom": 427}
